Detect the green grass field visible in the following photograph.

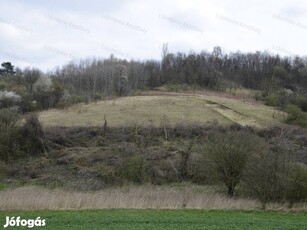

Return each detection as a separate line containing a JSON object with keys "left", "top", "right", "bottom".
{"left": 0, "top": 210, "right": 306, "bottom": 229}
{"left": 38, "top": 91, "right": 284, "bottom": 128}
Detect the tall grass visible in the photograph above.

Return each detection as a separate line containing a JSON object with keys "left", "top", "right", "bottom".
{"left": 0, "top": 186, "right": 259, "bottom": 211}
{"left": 1, "top": 186, "right": 306, "bottom": 211}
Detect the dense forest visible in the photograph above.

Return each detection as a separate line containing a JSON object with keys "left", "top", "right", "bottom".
{"left": 1, "top": 46, "right": 307, "bottom": 127}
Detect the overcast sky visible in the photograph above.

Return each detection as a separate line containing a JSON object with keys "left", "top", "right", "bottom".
{"left": 1, "top": 0, "right": 307, "bottom": 71}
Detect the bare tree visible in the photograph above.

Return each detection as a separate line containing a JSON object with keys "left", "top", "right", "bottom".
{"left": 243, "top": 126, "right": 305, "bottom": 208}
{"left": 205, "top": 130, "right": 268, "bottom": 196}
{"left": 114, "top": 64, "right": 128, "bottom": 96}
{"left": 23, "top": 68, "right": 41, "bottom": 96}
{"left": 161, "top": 43, "right": 169, "bottom": 60}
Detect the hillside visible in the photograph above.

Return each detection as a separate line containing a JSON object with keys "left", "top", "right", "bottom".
{"left": 2, "top": 90, "right": 306, "bottom": 212}
{"left": 38, "top": 90, "right": 284, "bottom": 128}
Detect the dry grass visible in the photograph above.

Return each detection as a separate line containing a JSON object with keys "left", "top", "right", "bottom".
{"left": 2, "top": 186, "right": 305, "bottom": 211}
{"left": 38, "top": 93, "right": 283, "bottom": 128}
{"left": 0, "top": 186, "right": 260, "bottom": 211}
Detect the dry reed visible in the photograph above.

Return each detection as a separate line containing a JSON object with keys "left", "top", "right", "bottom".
{"left": 0, "top": 186, "right": 257, "bottom": 211}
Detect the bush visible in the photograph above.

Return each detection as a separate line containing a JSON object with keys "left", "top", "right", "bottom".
{"left": 244, "top": 153, "right": 307, "bottom": 208}
{"left": 254, "top": 92, "right": 263, "bottom": 101}
{"left": 55, "top": 101, "right": 67, "bottom": 109}
{"left": 260, "top": 89, "right": 307, "bottom": 128}
{"left": 94, "top": 93, "right": 104, "bottom": 101}
{"left": 264, "top": 90, "right": 290, "bottom": 110}
{"left": 264, "top": 92, "right": 279, "bottom": 107}
{"left": 0, "top": 183, "right": 6, "bottom": 191}
{"left": 296, "top": 97, "right": 307, "bottom": 112}
{"left": 204, "top": 130, "right": 269, "bottom": 196}
{"left": 0, "top": 81, "right": 6, "bottom": 90}
{"left": 0, "top": 90, "right": 21, "bottom": 109}
{"left": 286, "top": 163, "right": 307, "bottom": 207}
{"left": 300, "top": 99, "right": 307, "bottom": 112}
{"left": 120, "top": 155, "right": 147, "bottom": 184}
{"left": 189, "top": 152, "right": 219, "bottom": 184}
{"left": 67, "top": 94, "right": 87, "bottom": 104}
{"left": 19, "top": 96, "right": 38, "bottom": 112}
{"left": 165, "top": 84, "right": 191, "bottom": 92}
{"left": 0, "top": 109, "right": 20, "bottom": 162}
{"left": 20, "top": 113, "right": 46, "bottom": 156}
{"left": 0, "top": 160, "right": 7, "bottom": 181}
{"left": 285, "top": 104, "right": 307, "bottom": 128}
{"left": 242, "top": 139, "right": 299, "bottom": 208}
{"left": 165, "top": 84, "right": 179, "bottom": 92}
{"left": 95, "top": 165, "right": 119, "bottom": 185}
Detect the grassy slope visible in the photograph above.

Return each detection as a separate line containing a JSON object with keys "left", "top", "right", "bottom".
{"left": 38, "top": 91, "right": 283, "bottom": 128}
{"left": 0, "top": 210, "right": 306, "bottom": 230}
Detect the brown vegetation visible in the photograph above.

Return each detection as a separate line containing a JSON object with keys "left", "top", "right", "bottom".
{"left": 0, "top": 186, "right": 261, "bottom": 211}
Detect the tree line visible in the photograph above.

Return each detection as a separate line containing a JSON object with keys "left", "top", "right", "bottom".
{"left": 52, "top": 46, "right": 307, "bottom": 95}
{"left": 0, "top": 46, "right": 307, "bottom": 126}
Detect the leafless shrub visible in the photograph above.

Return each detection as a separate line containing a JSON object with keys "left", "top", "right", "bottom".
{"left": 205, "top": 130, "right": 269, "bottom": 196}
